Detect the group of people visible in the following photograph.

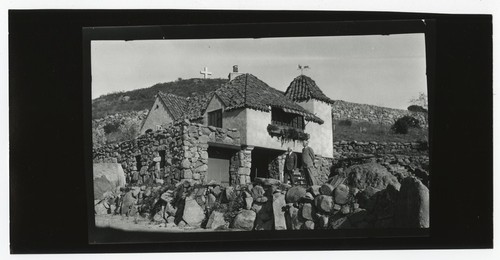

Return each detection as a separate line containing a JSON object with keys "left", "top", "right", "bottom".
{"left": 283, "top": 140, "right": 317, "bottom": 187}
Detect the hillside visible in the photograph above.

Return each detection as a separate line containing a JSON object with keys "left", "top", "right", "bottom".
{"left": 92, "top": 78, "right": 228, "bottom": 119}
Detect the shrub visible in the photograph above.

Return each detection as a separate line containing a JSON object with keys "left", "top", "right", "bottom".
{"left": 391, "top": 116, "right": 421, "bottom": 134}
{"left": 408, "top": 105, "right": 428, "bottom": 113}
{"left": 103, "top": 121, "right": 121, "bottom": 134}
{"left": 267, "top": 124, "right": 280, "bottom": 133}
{"left": 338, "top": 119, "right": 353, "bottom": 126}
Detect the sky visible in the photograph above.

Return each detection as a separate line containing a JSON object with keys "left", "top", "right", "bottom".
{"left": 91, "top": 33, "right": 427, "bottom": 109}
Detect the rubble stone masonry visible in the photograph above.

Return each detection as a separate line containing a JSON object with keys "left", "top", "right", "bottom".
{"left": 93, "top": 121, "right": 241, "bottom": 185}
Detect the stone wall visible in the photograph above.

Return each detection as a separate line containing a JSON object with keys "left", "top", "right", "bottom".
{"left": 333, "top": 140, "right": 428, "bottom": 159}
{"left": 332, "top": 140, "right": 429, "bottom": 187}
{"left": 314, "top": 156, "right": 334, "bottom": 184}
{"left": 331, "top": 100, "right": 428, "bottom": 126}
{"left": 93, "top": 121, "right": 241, "bottom": 185}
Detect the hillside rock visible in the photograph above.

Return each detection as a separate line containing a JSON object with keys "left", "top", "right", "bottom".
{"left": 345, "top": 162, "right": 400, "bottom": 190}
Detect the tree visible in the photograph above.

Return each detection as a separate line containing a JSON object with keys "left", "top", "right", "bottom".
{"left": 392, "top": 116, "right": 421, "bottom": 134}
{"left": 118, "top": 117, "right": 142, "bottom": 141}
{"left": 409, "top": 92, "right": 428, "bottom": 110}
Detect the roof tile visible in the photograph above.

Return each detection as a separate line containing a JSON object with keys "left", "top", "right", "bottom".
{"left": 285, "top": 75, "right": 335, "bottom": 104}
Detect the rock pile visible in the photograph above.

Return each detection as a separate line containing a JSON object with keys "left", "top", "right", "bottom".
{"left": 95, "top": 162, "right": 429, "bottom": 231}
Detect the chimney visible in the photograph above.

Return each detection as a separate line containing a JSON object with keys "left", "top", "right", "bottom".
{"left": 228, "top": 65, "right": 243, "bottom": 81}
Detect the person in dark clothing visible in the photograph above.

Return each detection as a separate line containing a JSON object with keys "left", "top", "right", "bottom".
{"left": 302, "top": 140, "right": 317, "bottom": 186}
{"left": 284, "top": 147, "right": 297, "bottom": 186}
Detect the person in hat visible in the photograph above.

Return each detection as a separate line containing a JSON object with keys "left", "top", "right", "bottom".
{"left": 284, "top": 147, "right": 297, "bottom": 186}
{"left": 302, "top": 140, "right": 317, "bottom": 186}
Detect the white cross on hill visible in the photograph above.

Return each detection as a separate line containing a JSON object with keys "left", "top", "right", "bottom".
{"left": 200, "top": 67, "right": 212, "bottom": 79}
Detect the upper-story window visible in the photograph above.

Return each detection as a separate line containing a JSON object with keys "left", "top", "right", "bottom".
{"left": 208, "top": 109, "right": 223, "bottom": 128}
{"left": 271, "top": 107, "right": 304, "bottom": 129}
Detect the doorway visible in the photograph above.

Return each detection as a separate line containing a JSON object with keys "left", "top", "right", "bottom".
{"left": 250, "top": 147, "right": 284, "bottom": 181}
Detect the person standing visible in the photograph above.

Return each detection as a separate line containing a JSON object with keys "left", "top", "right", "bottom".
{"left": 302, "top": 140, "right": 317, "bottom": 186}
{"left": 284, "top": 147, "right": 297, "bottom": 186}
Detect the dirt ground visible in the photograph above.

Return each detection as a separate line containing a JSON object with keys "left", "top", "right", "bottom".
{"left": 94, "top": 214, "right": 236, "bottom": 233}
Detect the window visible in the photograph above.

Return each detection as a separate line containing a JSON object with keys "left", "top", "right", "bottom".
{"left": 271, "top": 108, "right": 304, "bottom": 129}
{"left": 208, "top": 109, "right": 222, "bottom": 128}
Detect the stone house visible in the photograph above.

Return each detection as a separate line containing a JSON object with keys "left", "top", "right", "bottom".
{"left": 135, "top": 70, "right": 335, "bottom": 186}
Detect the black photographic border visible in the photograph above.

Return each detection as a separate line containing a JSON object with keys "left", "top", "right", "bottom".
{"left": 9, "top": 10, "right": 492, "bottom": 253}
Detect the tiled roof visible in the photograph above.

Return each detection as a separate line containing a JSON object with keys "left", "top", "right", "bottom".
{"left": 285, "top": 75, "right": 335, "bottom": 104}
{"left": 157, "top": 92, "right": 188, "bottom": 121}
{"left": 157, "top": 92, "right": 214, "bottom": 121}
{"left": 215, "top": 74, "right": 324, "bottom": 124}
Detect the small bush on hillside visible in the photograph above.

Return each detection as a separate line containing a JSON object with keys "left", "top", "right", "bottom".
{"left": 408, "top": 105, "right": 428, "bottom": 113}
{"left": 391, "top": 116, "right": 421, "bottom": 134}
{"left": 338, "top": 119, "right": 353, "bottom": 126}
{"left": 103, "top": 121, "right": 121, "bottom": 134}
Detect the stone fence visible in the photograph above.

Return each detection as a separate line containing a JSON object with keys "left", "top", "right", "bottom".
{"left": 331, "top": 100, "right": 428, "bottom": 126}
{"left": 333, "top": 140, "right": 428, "bottom": 159}
{"left": 93, "top": 121, "right": 241, "bottom": 185}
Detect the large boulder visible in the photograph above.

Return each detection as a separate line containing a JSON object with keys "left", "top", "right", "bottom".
{"left": 251, "top": 185, "right": 265, "bottom": 199}
{"left": 314, "top": 195, "right": 334, "bottom": 213}
{"left": 232, "top": 210, "right": 256, "bottom": 231}
{"left": 286, "top": 205, "right": 303, "bottom": 230}
{"left": 93, "top": 163, "right": 126, "bottom": 200}
{"left": 120, "top": 191, "right": 137, "bottom": 216}
{"left": 286, "top": 186, "right": 307, "bottom": 204}
{"left": 94, "top": 202, "right": 109, "bottom": 215}
{"left": 301, "top": 203, "right": 314, "bottom": 220}
{"left": 206, "top": 211, "right": 227, "bottom": 230}
{"left": 302, "top": 220, "right": 315, "bottom": 230}
{"left": 345, "top": 162, "right": 400, "bottom": 191}
{"left": 333, "top": 184, "right": 350, "bottom": 205}
{"left": 395, "top": 177, "right": 430, "bottom": 228}
{"left": 183, "top": 197, "right": 206, "bottom": 228}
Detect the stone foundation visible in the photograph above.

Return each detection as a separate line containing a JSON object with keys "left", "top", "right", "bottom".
{"left": 93, "top": 121, "right": 241, "bottom": 185}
